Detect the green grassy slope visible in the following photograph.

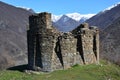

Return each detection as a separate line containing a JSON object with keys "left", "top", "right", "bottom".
{"left": 0, "top": 60, "right": 120, "bottom": 80}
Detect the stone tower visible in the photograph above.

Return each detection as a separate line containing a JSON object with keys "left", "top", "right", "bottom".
{"left": 27, "top": 12, "right": 99, "bottom": 72}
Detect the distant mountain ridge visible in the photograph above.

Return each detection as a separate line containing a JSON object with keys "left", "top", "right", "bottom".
{"left": 52, "top": 13, "right": 95, "bottom": 32}
{"left": 53, "top": 15, "right": 79, "bottom": 32}
{"left": 52, "top": 13, "right": 95, "bottom": 22}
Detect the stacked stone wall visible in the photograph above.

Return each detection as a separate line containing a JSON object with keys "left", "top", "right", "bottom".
{"left": 81, "top": 29, "right": 96, "bottom": 64}
{"left": 60, "top": 33, "right": 77, "bottom": 69}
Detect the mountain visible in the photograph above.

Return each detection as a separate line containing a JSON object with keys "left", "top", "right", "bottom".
{"left": 86, "top": 2, "right": 120, "bottom": 30}
{"left": 0, "top": 1, "right": 33, "bottom": 69}
{"left": 17, "top": 6, "right": 35, "bottom": 13}
{"left": 86, "top": 2, "right": 120, "bottom": 65}
{"left": 66, "top": 13, "right": 95, "bottom": 22}
{"left": 52, "top": 14, "right": 62, "bottom": 22}
{"left": 52, "top": 13, "right": 95, "bottom": 32}
{"left": 100, "top": 16, "right": 120, "bottom": 65}
{"left": 53, "top": 15, "right": 79, "bottom": 32}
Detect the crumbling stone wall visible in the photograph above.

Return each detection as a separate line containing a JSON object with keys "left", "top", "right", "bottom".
{"left": 27, "top": 12, "right": 99, "bottom": 72}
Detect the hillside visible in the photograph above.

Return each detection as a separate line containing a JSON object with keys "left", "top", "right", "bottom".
{"left": 0, "top": 60, "right": 120, "bottom": 80}
{"left": 100, "top": 16, "right": 120, "bottom": 65}
{"left": 0, "top": 1, "right": 33, "bottom": 69}
{"left": 86, "top": 3, "right": 120, "bottom": 29}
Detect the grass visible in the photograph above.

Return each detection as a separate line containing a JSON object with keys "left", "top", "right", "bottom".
{"left": 0, "top": 60, "right": 120, "bottom": 80}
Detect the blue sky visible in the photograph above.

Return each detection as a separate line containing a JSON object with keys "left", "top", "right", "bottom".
{"left": 1, "top": 0, "right": 120, "bottom": 15}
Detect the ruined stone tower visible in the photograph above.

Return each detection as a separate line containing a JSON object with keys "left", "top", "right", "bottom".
{"left": 27, "top": 12, "right": 99, "bottom": 72}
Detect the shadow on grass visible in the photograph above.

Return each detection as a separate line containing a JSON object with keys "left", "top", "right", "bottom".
{"left": 7, "top": 64, "right": 28, "bottom": 72}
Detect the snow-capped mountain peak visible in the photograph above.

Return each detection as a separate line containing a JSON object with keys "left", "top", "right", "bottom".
{"left": 17, "top": 6, "right": 35, "bottom": 13}
{"left": 52, "top": 14, "right": 62, "bottom": 22}
{"left": 65, "top": 13, "right": 82, "bottom": 21}
{"left": 52, "top": 13, "right": 95, "bottom": 22}
{"left": 103, "top": 2, "right": 120, "bottom": 12}
{"left": 66, "top": 13, "right": 95, "bottom": 21}
{"left": 17, "top": 6, "right": 31, "bottom": 10}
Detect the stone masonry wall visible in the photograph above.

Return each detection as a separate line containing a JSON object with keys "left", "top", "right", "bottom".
{"left": 80, "top": 28, "right": 96, "bottom": 64}
{"left": 59, "top": 33, "right": 77, "bottom": 69}
{"left": 27, "top": 12, "right": 99, "bottom": 72}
